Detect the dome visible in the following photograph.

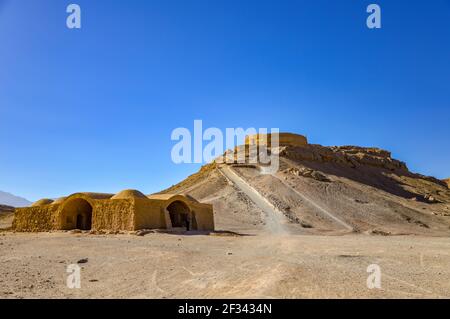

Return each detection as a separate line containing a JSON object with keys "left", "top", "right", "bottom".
{"left": 31, "top": 198, "right": 54, "bottom": 207}
{"left": 74, "top": 192, "right": 114, "bottom": 200}
{"left": 111, "top": 189, "right": 147, "bottom": 200}
{"left": 51, "top": 197, "right": 67, "bottom": 205}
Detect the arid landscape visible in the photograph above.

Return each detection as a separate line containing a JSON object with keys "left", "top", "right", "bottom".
{"left": 1, "top": 232, "right": 449, "bottom": 298}
{"left": 1, "top": 0, "right": 450, "bottom": 304}
{"left": 1, "top": 141, "right": 450, "bottom": 298}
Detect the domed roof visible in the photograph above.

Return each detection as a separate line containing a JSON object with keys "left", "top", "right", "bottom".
{"left": 31, "top": 198, "right": 54, "bottom": 207}
{"left": 75, "top": 192, "right": 114, "bottom": 199}
{"left": 111, "top": 189, "right": 147, "bottom": 200}
{"left": 51, "top": 197, "right": 67, "bottom": 205}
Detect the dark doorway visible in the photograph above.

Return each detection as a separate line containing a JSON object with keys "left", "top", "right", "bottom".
{"left": 167, "top": 201, "right": 192, "bottom": 230}
{"left": 76, "top": 212, "right": 92, "bottom": 230}
{"left": 76, "top": 214, "right": 83, "bottom": 229}
{"left": 61, "top": 198, "right": 93, "bottom": 230}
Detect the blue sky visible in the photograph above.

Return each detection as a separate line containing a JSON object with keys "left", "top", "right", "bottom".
{"left": 0, "top": 0, "right": 449, "bottom": 201}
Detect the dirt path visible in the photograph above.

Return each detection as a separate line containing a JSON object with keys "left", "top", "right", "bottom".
{"left": 267, "top": 159, "right": 354, "bottom": 231}
{"left": 0, "top": 213, "right": 14, "bottom": 230}
{"left": 271, "top": 173, "right": 353, "bottom": 231}
{"left": 219, "top": 165, "right": 289, "bottom": 235}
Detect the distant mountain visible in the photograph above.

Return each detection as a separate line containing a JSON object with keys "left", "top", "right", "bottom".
{"left": 0, "top": 191, "right": 31, "bottom": 207}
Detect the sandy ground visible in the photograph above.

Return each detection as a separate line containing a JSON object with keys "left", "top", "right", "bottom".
{"left": 0, "top": 213, "right": 13, "bottom": 229}
{"left": 1, "top": 231, "right": 449, "bottom": 299}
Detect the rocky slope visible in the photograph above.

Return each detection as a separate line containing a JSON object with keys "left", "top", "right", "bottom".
{"left": 161, "top": 142, "right": 450, "bottom": 236}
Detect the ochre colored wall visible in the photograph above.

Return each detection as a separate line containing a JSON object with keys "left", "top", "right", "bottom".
{"left": 189, "top": 202, "right": 215, "bottom": 231}
{"left": 134, "top": 196, "right": 214, "bottom": 231}
{"left": 133, "top": 198, "right": 167, "bottom": 230}
{"left": 57, "top": 194, "right": 135, "bottom": 231}
{"left": 13, "top": 204, "right": 60, "bottom": 232}
{"left": 245, "top": 133, "right": 308, "bottom": 147}
{"left": 92, "top": 199, "right": 135, "bottom": 231}
{"left": 59, "top": 198, "right": 93, "bottom": 230}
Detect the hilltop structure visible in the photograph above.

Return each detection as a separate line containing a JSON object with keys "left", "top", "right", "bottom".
{"left": 245, "top": 132, "right": 308, "bottom": 148}
{"left": 13, "top": 190, "right": 214, "bottom": 232}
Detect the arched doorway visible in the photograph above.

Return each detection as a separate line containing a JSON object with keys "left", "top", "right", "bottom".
{"left": 166, "top": 200, "right": 193, "bottom": 230}
{"left": 60, "top": 198, "right": 93, "bottom": 230}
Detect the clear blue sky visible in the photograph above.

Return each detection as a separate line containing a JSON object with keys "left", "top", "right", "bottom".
{"left": 1, "top": 0, "right": 449, "bottom": 201}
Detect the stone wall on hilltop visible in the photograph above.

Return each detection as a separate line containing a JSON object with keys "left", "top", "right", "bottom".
{"left": 280, "top": 144, "right": 408, "bottom": 171}
{"left": 245, "top": 133, "right": 308, "bottom": 147}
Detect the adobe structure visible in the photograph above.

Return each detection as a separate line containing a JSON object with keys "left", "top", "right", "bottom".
{"left": 245, "top": 132, "right": 308, "bottom": 147}
{"left": 13, "top": 190, "right": 214, "bottom": 232}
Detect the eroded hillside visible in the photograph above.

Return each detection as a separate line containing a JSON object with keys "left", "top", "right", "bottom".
{"left": 159, "top": 143, "right": 450, "bottom": 236}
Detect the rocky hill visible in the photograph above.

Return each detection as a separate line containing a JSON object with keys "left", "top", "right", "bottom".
{"left": 161, "top": 135, "right": 450, "bottom": 236}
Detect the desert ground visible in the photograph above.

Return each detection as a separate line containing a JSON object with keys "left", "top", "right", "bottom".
{"left": 1, "top": 231, "right": 449, "bottom": 298}
{"left": 1, "top": 143, "right": 450, "bottom": 298}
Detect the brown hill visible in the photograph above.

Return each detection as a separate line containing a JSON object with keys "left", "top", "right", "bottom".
{"left": 161, "top": 137, "right": 450, "bottom": 236}
{"left": 0, "top": 204, "right": 15, "bottom": 213}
